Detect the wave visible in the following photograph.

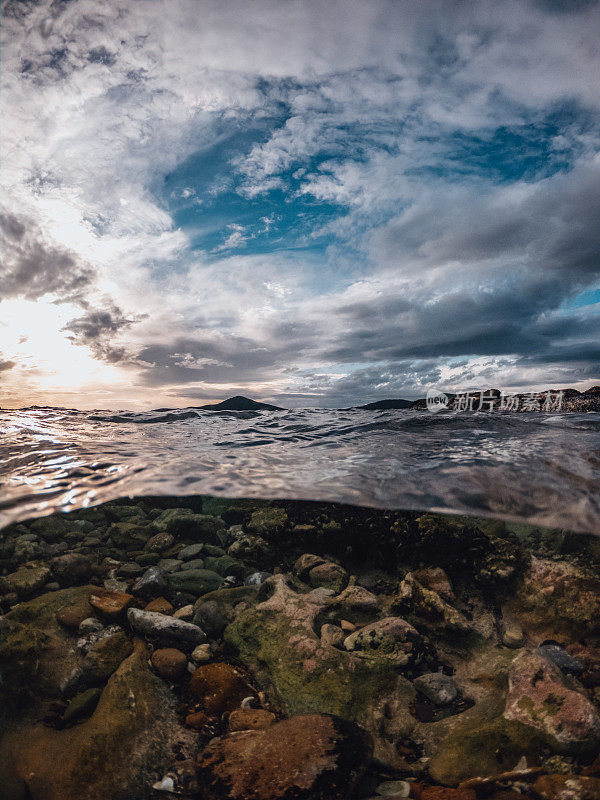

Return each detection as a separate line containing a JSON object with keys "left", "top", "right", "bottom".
{"left": 1, "top": 406, "right": 599, "bottom": 533}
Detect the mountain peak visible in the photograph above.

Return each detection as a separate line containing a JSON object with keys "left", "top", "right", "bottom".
{"left": 197, "top": 395, "right": 284, "bottom": 411}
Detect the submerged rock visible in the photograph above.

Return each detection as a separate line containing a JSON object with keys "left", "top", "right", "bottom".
{"left": 536, "top": 643, "right": 585, "bottom": 675}
{"left": 196, "top": 714, "right": 372, "bottom": 800}
{"left": 151, "top": 647, "right": 188, "bottom": 680}
{"left": 224, "top": 575, "right": 416, "bottom": 769}
{"left": 503, "top": 651, "right": 600, "bottom": 753}
{"left": 168, "top": 568, "right": 223, "bottom": 594}
{"left": 414, "top": 672, "right": 458, "bottom": 706}
{"left": 0, "top": 564, "right": 51, "bottom": 598}
{"left": 127, "top": 607, "right": 207, "bottom": 646}
{"left": 89, "top": 588, "right": 134, "bottom": 618}
{"left": 533, "top": 774, "right": 600, "bottom": 800}
{"left": 343, "top": 616, "right": 427, "bottom": 669}
{"left": 131, "top": 566, "right": 169, "bottom": 599}
{"left": 227, "top": 708, "right": 276, "bottom": 731}
{"left": 188, "top": 662, "right": 253, "bottom": 716}
{"left": 0, "top": 640, "right": 183, "bottom": 800}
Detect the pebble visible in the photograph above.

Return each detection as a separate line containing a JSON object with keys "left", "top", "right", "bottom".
{"left": 90, "top": 589, "right": 134, "bottom": 618}
{"left": 145, "top": 596, "right": 174, "bottom": 615}
{"left": 132, "top": 567, "right": 169, "bottom": 599}
{"left": 321, "top": 623, "right": 346, "bottom": 648}
{"left": 157, "top": 558, "right": 184, "bottom": 574}
{"left": 244, "top": 571, "right": 272, "bottom": 585}
{"left": 145, "top": 531, "right": 175, "bottom": 553}
{"left": 191, "top": 643, "right": 213, "bottom": 663}
{"left": 173, "top": 604, "right": 194, "bottom": 621}
{"left": 56, "top": 602, "right": 95, "bottom": 630}
{"left": 375, "top": 780, "right": 411, "bottom": 797}
{"left": 178, "top": 543, "right": 204, "bottom": 561}
{"left": 413, "top": 673, "right": 458, "bottom": 706}
{"left": 78, "top": 617, "right": 104, "bottom": 635}
{"left": 127, "top": 607, "right": 207, "bottom": 645}
{"left": 62, "top": 687, "right": 102, "bottom": 726}
{"left": 502, "top": 621, "right": 525, "bottom": 648}
{"left": 151, "top": 647, "right": 188, "bottom": 680}
{"left": 116, "top": 562, "right": 144, "bottom": 578}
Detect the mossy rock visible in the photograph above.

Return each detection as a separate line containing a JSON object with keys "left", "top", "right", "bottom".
{"left": 225, "top": 607, "right": 400, "bottom": 722}
{"left": 27, "top": 516, "right": 69, "bottom": 542}
{"left": 429, "top": 710, "right": 550, "bottom": 785}
{"left": 107, "top": 522, "right": 155, "bottom": 548}
{"left": 0, "top": 640, "right": 180, "bottom": 800}
{"left": 165, "top": 514, "right": 225, "bottom": 540}
{"left": 204, "top": 555, "right": 244, "bottom": 578}
{"left": 0, "top": 587, "right": 96, "bottom": 711}
{"left": 168, "top": 568, "right": 223, "bottom": 594}
{"left": 246, "top": 507, "right": 288, "bottom": 538}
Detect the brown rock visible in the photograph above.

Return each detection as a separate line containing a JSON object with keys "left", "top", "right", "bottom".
{"left": 308, "top": 562, "right": 348, "bottom": 593}
{"left": 293, "top": 553, "right": 326, "bottom": 579}
{"left": 151, "top": 647, "right": 187, "bottom": 681}
{"left": 188, "top": 662, "right": 253, "bottom": 716}
{"left": 144, "top": 597, "right": 173, "bottom": 615}
{"left": 56, "top": 602, "right": 95, "bottom": 630}
{"left": 185, "top": 710, "right": 213, "bottom": 731}
{"left": 532, "top": 775, "right": 600, "bottom": 800}
{"left": 0, "top": 639, "right": 183, "bottom": 800}
{"left": 196, "top": 713, "right": 372, "bottom": 800}
{"left": 144, "top": 531, "right": 175, "bottom": 552}
{"left": 228, "top": 708, "right": 275, "bottom": 731}
{"left": 89, "top": 589, "right": 134, "bottom": 618}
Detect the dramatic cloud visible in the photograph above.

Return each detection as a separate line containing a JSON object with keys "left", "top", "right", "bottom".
{"left": 1, "top": 0, "right": 599, "bottom": 408}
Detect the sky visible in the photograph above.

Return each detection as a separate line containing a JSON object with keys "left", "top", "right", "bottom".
{"left": 1, "top": 0, "right": 599, "bottom": 410}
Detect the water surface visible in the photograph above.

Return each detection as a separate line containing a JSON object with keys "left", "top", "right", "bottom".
{"left": 1, "top": 406, "right": 599, "bottom": 532}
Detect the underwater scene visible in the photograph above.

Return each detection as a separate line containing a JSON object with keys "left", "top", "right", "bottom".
{"left": 1, "top": 495, "right": 600, "bottom": 800}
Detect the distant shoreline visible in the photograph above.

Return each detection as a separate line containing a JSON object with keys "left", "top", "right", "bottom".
{"left": 6, "top": 386, "right": 600, "bottom": 413}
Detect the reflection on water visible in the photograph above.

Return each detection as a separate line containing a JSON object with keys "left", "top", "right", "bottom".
{"left": 1, "top": 406, "right": 599, "bottom": 532}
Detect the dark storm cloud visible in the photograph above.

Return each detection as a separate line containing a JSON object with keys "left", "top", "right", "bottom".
{"left": 1, "top": 212, "right": 95, "bottom": 301}
{"left": 323, "top": 283, "right": 600, "bottom": 366}
{"left": 0, "top": 359, "right": 17, "bottom": 372}
{"left": 371, "top": 163, "right": 600, "bottom": 281}
{"left": 62, "top": 305, "right": 141, "bottom": 364}
{"left": 137, "top": 332, "right": 309, "bottom": 386}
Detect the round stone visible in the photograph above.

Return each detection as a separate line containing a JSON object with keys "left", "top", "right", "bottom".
{"left": 151, "top": 647, "right": 188, "bottom": 681}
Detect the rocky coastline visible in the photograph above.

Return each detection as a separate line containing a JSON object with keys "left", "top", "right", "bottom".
{"left": 1, "top": 496, "right": 600, "bottom": 800}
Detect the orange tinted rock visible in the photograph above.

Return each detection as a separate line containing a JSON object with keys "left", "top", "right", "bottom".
{"left": 185, "top": 710, "right": 213, "bottom": 731}
{"left": 188, "top": 662, "right": 253, "bottom": 716}
{"left": 56, "top": 602, "right": 95, "bottom": 630}
{"left": 197, "top": 713, "right": 372, "bottom": 800}
{"left": 89, "top": 589, "right": 134, "bottom": 618}
{"left": 227, "top": 708, "right": 275, "bottom": 732}
{"left": 144, "top": 597, "right": 174, "bottom": 615}
{"left": 151, "top": 647, "right": 187, "bottom": 681}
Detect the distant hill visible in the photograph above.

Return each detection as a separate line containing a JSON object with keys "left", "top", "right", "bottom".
{"left": 356, "top": 398, "right": 413, "bottom": 410}
{"left": 195, "top": 395, "right": 284, "bottom": 411}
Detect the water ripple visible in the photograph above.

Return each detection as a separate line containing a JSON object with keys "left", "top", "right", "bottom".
{"left": 0, "top": 407, "right": 599, "bottom": 533}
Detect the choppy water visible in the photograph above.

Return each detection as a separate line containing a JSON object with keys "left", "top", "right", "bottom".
{"left": 1, "top": 406, "right": 599, "bottom": 533}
